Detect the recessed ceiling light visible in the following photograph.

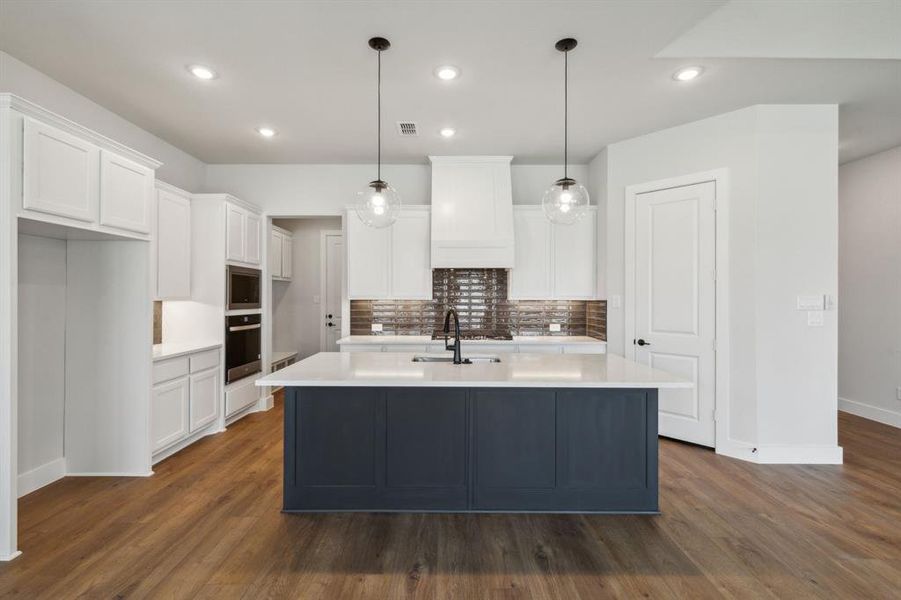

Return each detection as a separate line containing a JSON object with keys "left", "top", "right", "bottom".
{"left": 435, "top": 65, "right": 460, "bottom": 81}
{"left": 440, "top": 127, "right": 456, "bottom": 138}
{"left": 256, "top": 127, "right": 277, "bottom": 138}
{"left": 673, "top": 66, "right": 703, "bottom": 82}
{"left": 188, "top": 64, "right": 217, "bottom": 80}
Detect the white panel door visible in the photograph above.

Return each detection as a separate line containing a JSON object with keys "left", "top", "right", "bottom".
{"left": 156, "top": 189, "right": 191, "bottom": 299}
{"left": 553, "top": 209, "right": 597, "bottom": 299}
{"left": 225, "top": 205, "right": 245, "bottom": 262}
{"left": 270, "top": 231, "right": 283, "bottom": 277}
{"left": 346, "top": 212, "right": 390, "bottom": 298}
{"left": 391, "top": 209, "right": 431, "bottom": 299}
{"left": 23, "top": 118, "right": 99, "bottom": 223}
{"left": 245, "top": 213, "right": 261, "bottom": 265}
{"left": 634, "top": 181, "right": 716, "bottom": 447}
{"left": 99, "top": 150, "right": 153, "bottom": 234}
{"left": 323, "top": 232, "right": 344, "bottom": 351}
{"left": 152, "top": 378, "right": 189, "bottom": 452}
{"left": 282, "top": 237, "right": 293, "bottom": 279}
{"left": 510, "top": 208, "right": 552, "bottom": 299}
{"left": 189, "top": 367, "right": 220, "bottom": 432}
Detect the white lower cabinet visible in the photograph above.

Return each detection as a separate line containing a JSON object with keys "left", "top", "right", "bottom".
{"left": 151, "top": 378, "right": 189, "bottom": 452}
{"left": 152, "top": 346, "right": 222, "bottom": 459}
{"left": 226, "top": 376, "right": 260, "bottom": 417}
{"left": 190, "top": 367, "right": 220, "bottom": 432}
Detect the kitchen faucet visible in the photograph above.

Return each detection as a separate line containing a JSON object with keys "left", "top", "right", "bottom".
{"left": 443, "top": 308, "right": 464, "bottom": 365}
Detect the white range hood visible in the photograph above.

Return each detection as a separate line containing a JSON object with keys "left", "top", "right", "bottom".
{"left": 429, "top": 156, "right": 515, "bottom": 268}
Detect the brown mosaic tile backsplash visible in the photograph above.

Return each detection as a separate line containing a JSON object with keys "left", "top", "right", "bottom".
{"left": 351, "top": 268, "right": 606, "bottom": 340}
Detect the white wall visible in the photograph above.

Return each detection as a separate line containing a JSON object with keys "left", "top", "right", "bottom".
{"left": 16, "top": 235, "right": 65, "bottom": 482}
{"left": 0, "top": 51, "right": 205, "bottom": 191}
{"left": 602, "top": 104, "right": 840, "bottom": 460}
{"left": 203, "top": 163, "right": 588, "bottom": 214}
{"left": 838, "top": 145, "right": 901, "bottom": 427}
{"left": 271, "top": 218, "right": 342, "bottom": 359}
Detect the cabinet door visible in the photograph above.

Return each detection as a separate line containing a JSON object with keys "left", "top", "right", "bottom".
{"left": 553, "top": 210, "right": 597, "bottom": 299}
{"left": 270, "top": 231, "right": 283, "bottom": 277}
{"left": 245, "top": 213, "right": 261, "bottom": 265}
{"left": 226, "top": 204, "right": 245, "bottom": 262}
{"left": 390, "top": 209, "right": 431, "bottom": 298}
{"left": 152, "top": 378, "right": 189, "bottom": 452}
{"left": 99, "top": 150, "right": 153, "bottom": 234}
{"left": 23, "top": 118, "right": 99, "bottom": 223}
{"left": 282, "top": 236, "right": 293, "bottom": 279}
{"left": 346, "top": 210, "right": 390, "bottom": 298}
{"left": 190, "top": 367, "right": 220, "bottom": 432}
{"left": 156, "top": 189, "right": 191, "bottom": 299}
{"left": 510, "top": 208, "right": 552, "bottom": 299}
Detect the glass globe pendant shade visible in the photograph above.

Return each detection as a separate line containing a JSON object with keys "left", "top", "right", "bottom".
{"left": 355, "top": 180, "right": 401, "bottom": 228}
{"left": 541, "top": 177, "right": 589, "bottom": 225}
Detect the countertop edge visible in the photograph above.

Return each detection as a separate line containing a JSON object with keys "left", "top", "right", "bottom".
{"left": 152, "top": 342, "right": 222, "bottom": 361}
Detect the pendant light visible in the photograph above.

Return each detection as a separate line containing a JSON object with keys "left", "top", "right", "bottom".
{"left": 355, "top": 37, "right": 401, "bottom": 228}
{"left": 542, "top": 38, "right": 589, "bottom": 225}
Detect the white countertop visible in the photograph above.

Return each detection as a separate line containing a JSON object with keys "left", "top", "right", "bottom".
{"left": 152, "top": 341, "right": 222, "bottom": 361}
{"left": 337, "top": 335, "right": 606, "bottom": 346}
{"left": 256, "top": 352, "right": 689, "bottom": 389}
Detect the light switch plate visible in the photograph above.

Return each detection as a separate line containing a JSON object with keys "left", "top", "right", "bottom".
{"left": 549, "top": 323, "right": 562, "bottom": 332}
{"left": 807, "top": 311, "right": 824, "bottom": 327}
{"left": 797, "top": 295, "right": 825, "bottom": 311}
{"left": 371, "top": 323, "right": 383, "bottom": 332}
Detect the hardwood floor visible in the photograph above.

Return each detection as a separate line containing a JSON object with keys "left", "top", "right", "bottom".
{"left": 1, "top": 406, "right": 899, "bottom": 599}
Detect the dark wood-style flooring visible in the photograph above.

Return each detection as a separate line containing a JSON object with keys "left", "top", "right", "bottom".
{"left": 1, "top": 399, "right": 899, "bottom": 599}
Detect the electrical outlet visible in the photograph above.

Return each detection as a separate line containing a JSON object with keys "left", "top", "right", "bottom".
{"left": 807, "top": 311, "right": 824, "bottom": 327}
{"left": 549, "top": 323, "right": 562, "bottom": 333}
{"left": 371, "top": 323, "right": 383, "bottom": 333}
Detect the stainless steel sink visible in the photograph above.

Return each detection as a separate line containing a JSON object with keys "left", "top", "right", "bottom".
{"left": 412, "top": 355, "right": 501, "bottom": 364}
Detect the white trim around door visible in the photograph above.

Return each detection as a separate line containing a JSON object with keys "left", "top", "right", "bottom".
{"left": 319, "top": 230, "right": 344, "bottom": 352}
{"left": 625, "top": 169, "right": 731, "bottom": 455}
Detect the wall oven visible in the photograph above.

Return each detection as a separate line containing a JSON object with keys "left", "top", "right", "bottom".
{"left": 227, "top": 265, "right": 261, "bottom": 310}
{"left": 225, "top": 313, "right": 261, "bottom": 384}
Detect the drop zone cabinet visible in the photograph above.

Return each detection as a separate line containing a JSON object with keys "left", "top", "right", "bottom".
{"left": 283, "top": 386, "right": 658, "bottom": 513}
{"left": 6, "top": 95, "right": 160, "bottom": 240}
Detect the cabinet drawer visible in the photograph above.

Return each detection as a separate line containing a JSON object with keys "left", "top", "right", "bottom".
{"left": 153, "top": 356, "right": 189, "bottom": 384}
{"left": 190, "top": 348, "right": 220, "bottom": 373}
{"left": 226, "top": 378, "right": 259, "bottom": 416}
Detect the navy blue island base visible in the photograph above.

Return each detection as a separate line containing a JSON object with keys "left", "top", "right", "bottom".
{"left": 283, "top": 386, "right": 658, "bottom": 514}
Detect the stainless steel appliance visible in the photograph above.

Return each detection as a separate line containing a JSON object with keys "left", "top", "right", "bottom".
{"left": 225, "top": 313, "right": 261, "bottom": 383}
{"left": 227, "top": 265, "right": 261, "bottom": 310}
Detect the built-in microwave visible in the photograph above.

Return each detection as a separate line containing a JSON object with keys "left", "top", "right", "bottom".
{"left": 225, "top": 313, "right": 261, "bottom": 384}
{"left": 227, "top": 265, "right": 261, "bottom": 310}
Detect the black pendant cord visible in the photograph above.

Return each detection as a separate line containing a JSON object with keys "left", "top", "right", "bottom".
{"left": 377, "top": 48, "right": 381, "bottom": 183}
{"left": 564, "top": 47, "right": 568, "bottom": 181}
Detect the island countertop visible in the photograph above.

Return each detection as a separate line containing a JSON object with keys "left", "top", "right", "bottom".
{"left": 256, "top": 351, "right": 690, "bottom": 389}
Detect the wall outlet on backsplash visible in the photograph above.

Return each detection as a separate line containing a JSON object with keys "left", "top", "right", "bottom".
{"left": 371, "top": 323, "right": 383, "bottom": 333}
{"left": 548, "top": 323, "right": 562, "bottom": 332}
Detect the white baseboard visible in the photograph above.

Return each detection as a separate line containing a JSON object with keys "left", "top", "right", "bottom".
{"left": 259, "top": 394, "right": 274, "bottom": 411}
{"left": 18, "top": 457, "right": 66, "bottom": 497}
{"left": 717, "top": 440, "right": 843, "bottom": 464}
{"left": 839, "top": 397, "right": 901, "bottom": 429}
{"left": 65, "top": 471, "right": 153, "bottom": 477}
{"left": 152, "top": 422, "right": 224, "bottom": 465}
{"left": 1, "top": 550, "right": 22, "bottom": 562}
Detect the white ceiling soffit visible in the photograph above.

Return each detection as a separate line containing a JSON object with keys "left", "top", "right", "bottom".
{"left": 658, "top": 0, "right": 901, "bottom": 60}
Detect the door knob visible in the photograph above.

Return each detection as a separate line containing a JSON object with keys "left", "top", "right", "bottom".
{"left": 635, "top": 338, "right": 651, "bottom": 346}
{"left": 327, "top": 314, "right": 333, "bottom": 319}
{"left": 327, "top": 322, "right": 335, "bottom": 327}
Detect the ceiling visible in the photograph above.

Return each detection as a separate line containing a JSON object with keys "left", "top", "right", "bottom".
{"left": 1, "top": 0, "right": 899, "bottom": 165}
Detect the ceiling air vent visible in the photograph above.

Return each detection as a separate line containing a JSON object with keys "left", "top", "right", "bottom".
{"left": 396, "top": 121, "right": 418, "bottom": 136}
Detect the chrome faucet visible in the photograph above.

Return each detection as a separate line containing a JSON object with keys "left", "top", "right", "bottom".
{"left": 443, "top": 308, "right": 464, "bottom": 365}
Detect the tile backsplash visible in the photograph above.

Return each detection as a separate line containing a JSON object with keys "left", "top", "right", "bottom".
{"left": 153, "top": 300, "right": 162, "bottom": 344}
{"left": 351, "top": 268, "right": 606, "bottom": 340}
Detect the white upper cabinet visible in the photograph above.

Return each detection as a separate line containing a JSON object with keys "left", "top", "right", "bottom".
{"left": 347, "top": 206, "right": 431, "bottom": 299}
{"left": 23, "top": 117, "right": 99, "bottom": 223}
{"left": 509, "top": 206, "right": 598, "bottom": 300}
{"left": 429, "top": 156, "right": 514, "bottom": 268}
{"left": 390, "top": 208, "right": 432, "bottom": 299}
{"left": 99, "top": 150, "right": 153, "bottom": 234}
{"left": 270, "top": 230, "right": 283, "bottom": 277}
{"left": 226, "top": 204, "right": 245, "bottom": 262}
{"left": 552, "top": 211, "right": 597, "bottom": 299}
{"left": 155, "top": 185, "right": 191, "bottom": 300}
{"left": 245, "top": 213, "right": 261, "bottom": 265}
{"left": 281, "top": 236, "right": 293, "bottom": 279}
{"left": 510, "top": 209, "right": 552, "bottom": 299}
{"left": 346, "top": 209, "right": 391, "bottom": 298}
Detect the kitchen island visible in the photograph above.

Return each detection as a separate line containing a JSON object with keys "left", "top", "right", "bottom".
{"left": 257, "top": 352, "right": 689, "bottom": 514}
